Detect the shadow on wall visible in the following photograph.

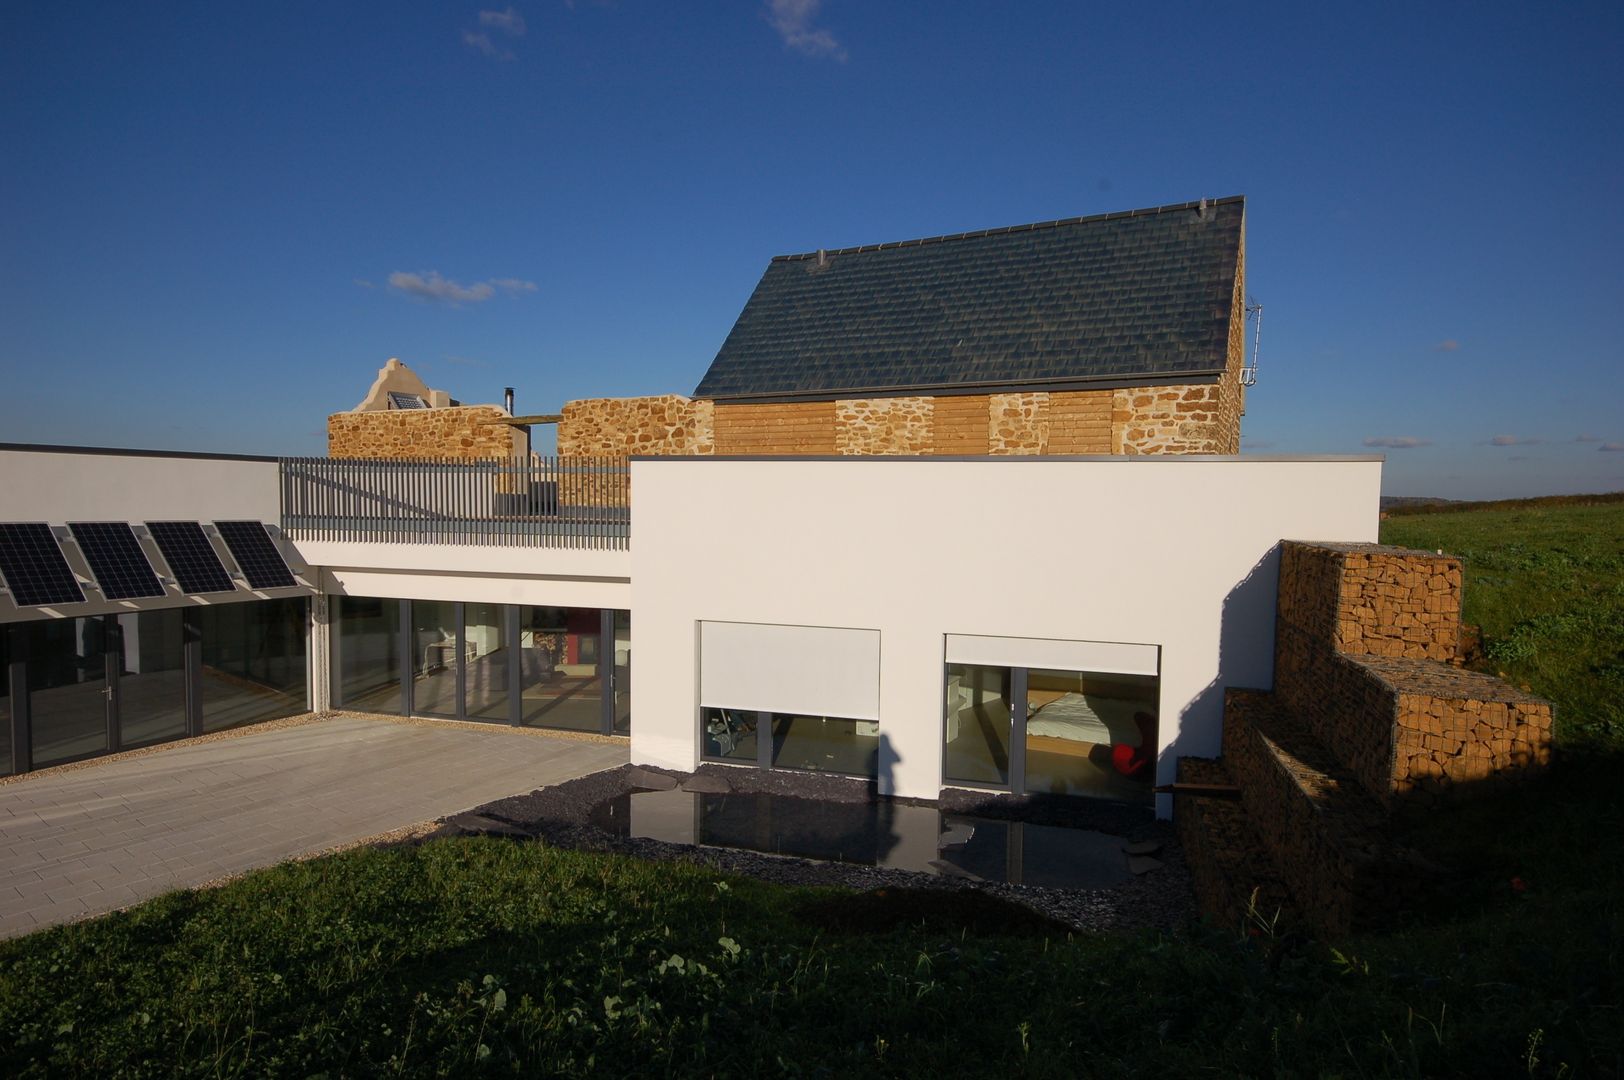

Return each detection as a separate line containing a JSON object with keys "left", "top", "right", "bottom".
{"left": 1156, "top": 545, "right": 1281, "bottom": 804}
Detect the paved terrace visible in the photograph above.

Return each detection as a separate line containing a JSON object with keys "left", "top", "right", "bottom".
{"left": 0, "top": 715, "right": 627, "bottom": 939}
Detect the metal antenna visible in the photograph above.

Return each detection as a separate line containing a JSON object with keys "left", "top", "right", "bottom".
{"left": 1241, "top": 296, "right": 1263, "bottom": 387}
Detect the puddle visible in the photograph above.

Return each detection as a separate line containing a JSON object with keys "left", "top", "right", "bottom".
{"left": 589, "top": 788, "right": 1132, "bottom": 889}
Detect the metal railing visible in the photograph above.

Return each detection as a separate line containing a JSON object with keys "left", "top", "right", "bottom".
{"left": 279, "top": 456, "right": 630, "bottom": 548}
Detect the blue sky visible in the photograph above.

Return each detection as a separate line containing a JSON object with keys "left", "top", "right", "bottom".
{"left": 3, "top": 1, "right": 1621, "bottom": 499}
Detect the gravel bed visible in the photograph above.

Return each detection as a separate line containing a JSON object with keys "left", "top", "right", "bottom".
{"left": 427, "top": 764, "right": 1197, "bottom": 935}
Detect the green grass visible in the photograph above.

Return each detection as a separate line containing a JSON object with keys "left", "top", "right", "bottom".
{"left": 1, "top": 501, "right": 1619, "bottom": 1077}
{"left": 0, "top": 836, "right": 1618, "bottom": 1078}
{"left": 1380, "top": 501, "right": 1624, "bottom": 751}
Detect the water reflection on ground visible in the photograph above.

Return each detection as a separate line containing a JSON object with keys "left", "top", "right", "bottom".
{"left": 589, "top": 788, "right": 1132, "bottom": 889}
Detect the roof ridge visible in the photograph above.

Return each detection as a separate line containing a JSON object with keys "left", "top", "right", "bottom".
{"left": 771, "top": 195, "right": 1244, "bottom": 263}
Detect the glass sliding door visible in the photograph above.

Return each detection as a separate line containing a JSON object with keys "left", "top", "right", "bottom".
{"left": 943, "top": 663, "right": 1014, "bottom": 787}
{"left": 114, "top": 610, "right": 189, "bottom": 748}
{"left": 1, "top": 630, "right": 11, "bottom": 775}
{"left": 463, "top": 602, "right": 509, "bottom": 723}
{"left": 25, "top": 617, "right": 112, "bottom": 767}
{"left": 612, "top": 609, "right": 631, "bottom": 734}
{"left": 944, "top": 658, "right": 1158, "bottom": 806}
{"left": 335, "top": 597, "right": 402, "bottom": 714}
{"left": 519, "top": 606, "right": 602, "bottom": 732}
{"left": 410, "top": 600, "right": 460, "bottom": 718}
{"left": 769, "top": 714, "right": 880, "bottom": 777}
{"left": 199, "top": 597, "right": 309, "bottom": 732}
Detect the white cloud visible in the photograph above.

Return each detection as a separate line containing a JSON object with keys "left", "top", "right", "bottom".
{"left": 462, "top": 29, "right": 512, "bottom": 59}
{"left": 1433, "top": 339, "right": 1460, "bottom": 352}
{"left": 765, "top": 0, "right": 846, "bottom": 60}
{"left": 1576, "top": 433, "right": 1603, "bottom": 443}
{"left": 1488, "top": 434, "right": 1545, "bottom": 447}
{"left": 479, "top": 7, "right": 527, "bottom": 35}
{"left": 1363, "top": 436, "right": 1433, "bottom": 449}
{"left": 386, "top": 271, "right": 537, "bottom": 306}
{"left": 1601, "top": 443, "right": 1624, "bottom": 453}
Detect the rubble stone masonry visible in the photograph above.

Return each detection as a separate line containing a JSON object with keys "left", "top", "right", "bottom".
{"left": 834, "top": 397, "right": 934, "bottom": 454}
{"left": 327, "top": 406, "right": 518, "bottom": 460}
{"left": 558, "top": 396, "right": 714, "bottom": 456}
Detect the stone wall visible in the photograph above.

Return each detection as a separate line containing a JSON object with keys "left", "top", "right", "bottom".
{"left": 835, "top": 397, "right": 934, "bottom": 454}
{"left": 558, "top": 396, "right": 714, "bottom": 456}
{"left": 327, "top": 405, "right": 519, "bottom": 460}
{"left": 554, "top": 375, "right": 1240, "bottom": 458}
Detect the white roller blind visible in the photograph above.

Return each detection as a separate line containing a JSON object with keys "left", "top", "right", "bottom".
{"left": 944, "top": 634, "right": 1159, "bottom": 676}
{"left": 700, "top": 621, "right": 881, "bottom": 720}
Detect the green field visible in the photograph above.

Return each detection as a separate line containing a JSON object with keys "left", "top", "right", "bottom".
{"left": 1380, "top": 500, "right": 1624, "bottom": 752}
{"left": 0, "top": 502, "right": 1619, "bottom": 1077}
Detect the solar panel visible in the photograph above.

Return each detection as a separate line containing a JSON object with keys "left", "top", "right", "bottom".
{"left": 146, "top": 521, "right": 235, "bottom": 594}
{"left": 68, "top": 522, "right": 166, "bottom": 600}
{"left": 388, "top": 391, "right": 428, "bottom": 409}
{"left": 0, "top": 523, "right": 86, "bottom": 606}
{"left": 214, "top": 521, "right": 296, "bottom": 589}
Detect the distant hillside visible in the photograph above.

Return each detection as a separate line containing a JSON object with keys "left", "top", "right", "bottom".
{"left": 1380, "top": 495, "right": 1458, "bottom": 511}
{"left": 1382, "top": 491, "right": 1624, "bottom": 517}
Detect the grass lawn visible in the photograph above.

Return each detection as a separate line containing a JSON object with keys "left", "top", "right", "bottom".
{"left": 0, "top": 501, "right": 1618, "bottom": 1077}
{"left": 1380, "top": 500, "right": 1624, "bottom": 752}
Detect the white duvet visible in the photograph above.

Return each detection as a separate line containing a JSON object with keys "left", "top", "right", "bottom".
{"left": 1026, "top": 693, "right": 1146, "bottom": 747}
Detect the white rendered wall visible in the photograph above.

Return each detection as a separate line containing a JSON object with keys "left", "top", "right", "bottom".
{"left": 0, "top": 448, "right": 280, "bottom": 522}
{"left": 296, "top": 541, "right": 630, "bottom": 611}
{"left": 629, "top": 456, "right": 1382, "bottom": 814}
{"left": 0, "top": 448, "right": 311, "bottom": 623}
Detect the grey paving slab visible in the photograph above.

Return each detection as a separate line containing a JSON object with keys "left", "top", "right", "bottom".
{"left": 0, "top": 716, "right": 626, "bottom": 939}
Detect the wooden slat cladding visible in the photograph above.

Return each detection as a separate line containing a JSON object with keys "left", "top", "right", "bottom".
{"left": 932, "top": 394, "right": 991, "bottom": 454}
{"left": 1047, "top": 389, "right": 1113, "bottom": 454}
{"left": 713, "top": 401, "right": 837, "bottom": 455}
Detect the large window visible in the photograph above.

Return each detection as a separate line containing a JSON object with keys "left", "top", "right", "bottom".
{"left": 463, "top": 603, "right": 509, "bottom": 722}
{"left": 697, "top": 622, "right": 881, "bottom": 778}
{"left": 519, "top": 605, "right": 603, "bottom": 732}
{"left": 25, "top": 617, "right": 112, "bottom": 768}
{"left": 335, "top": 597, "right": 402, "bottom": 714}
{"left": 943, "top": 638, "right": 1159, "bottom": 805}
{"left": 1, "top": 631, "right": 11, "bottom": 776}
{"left": 411, "top": 600, "right": 460, "bottom": 718}
{"left": 115, "top": 610, "right": 189, "bottom": 748}
{"left": 199, "top": 597, "right": 308, "bottom": 732}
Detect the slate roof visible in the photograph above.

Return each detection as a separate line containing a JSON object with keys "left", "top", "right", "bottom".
{"left": 695, "top": 196, "right": 1244, "bottom": 400}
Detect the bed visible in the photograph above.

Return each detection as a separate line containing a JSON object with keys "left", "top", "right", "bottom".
{"left": 1025, "top": 692, "right": 1149, "bottom": 756}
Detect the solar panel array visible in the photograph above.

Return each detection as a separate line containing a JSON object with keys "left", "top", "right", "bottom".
{"left": 388, "top": 391, "right": 428, "bottom": 409}
{"left": 146, "top": 521, "right": 235, "bottom": 594}
{"left": 214, "top": 521, "right": 296, "bottom": 589}
{"left": 0, "top": 523, "right": 86, "bottom": 606}
{"left": 68, "top": 522, "right": 165, "bottom": 599}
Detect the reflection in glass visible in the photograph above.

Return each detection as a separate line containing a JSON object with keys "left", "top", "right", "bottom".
{"left": 115, "top": 610, "right": 188, "bottom": 747}
{"left": 701, "top": 706, "right": 758, "bottom": 764}
{"left": 411, "top": 600, "right": 460, "bottom": 717}
{"left": 769, "top": 713, "right": 878, "bottom": 777}
{"left": 26, "top": 617, "right": 111, "bottom": 767}
{"left": 612, "top": 609, "right": 631, "bottom": 734}
{"left": 519, "top": 606, "right": 602, "bottom": 731}
{"left": 336, "top": 596, "right": 401, "bottom": 714}
{"left": 1024, "top": 668, "right": 1157, "bottom": 803}
{"left": 464, "top": 603, "right": 508, "bottom": 722}
{"left": 942, "top": 663, "right": 1012, "bottom": 786}
{"left": 200, "top": 598, "right": 308, "bottom": 732}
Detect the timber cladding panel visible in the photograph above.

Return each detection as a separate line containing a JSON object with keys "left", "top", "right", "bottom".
{"left": 327, "top": 406, "right": 516, "bottom": 460}
{"left": 932, "top": 394, "right": 991, "bottom": 454}
{"left": 713, "top": 400, "right": 837, "bottom": 454}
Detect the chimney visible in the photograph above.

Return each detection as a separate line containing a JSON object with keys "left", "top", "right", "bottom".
{"left": 504, "top": 387, "right": 515, "bottom": 416}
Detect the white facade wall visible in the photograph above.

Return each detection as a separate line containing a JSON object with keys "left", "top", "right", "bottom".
{"left": 293, "top": 541, "right": 630, "bottom": 611}
{"left": 0, "top": 447, "right": 309, "bottom": 623}
{"left": 628, "top": 456, "right": 1382, "bottom": 814}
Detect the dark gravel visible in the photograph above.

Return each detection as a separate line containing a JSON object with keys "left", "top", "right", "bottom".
{"left": 429, "top": 764, "right": 1197, "bottom": 935}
